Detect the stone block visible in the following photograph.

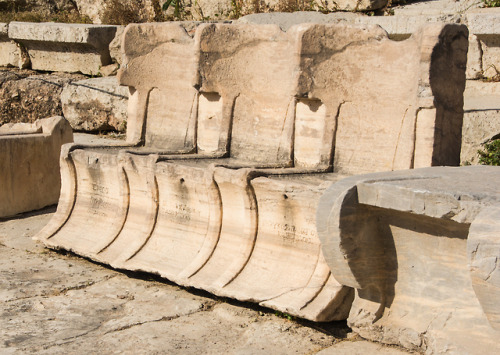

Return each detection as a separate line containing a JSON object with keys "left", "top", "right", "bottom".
{"left": 118, "top": 22, "right": 201, "bottom": 150}
{"left": 317, "top": 166, "right": 500, "bottom": 354}
{"left": 35, "top": 23, "right": 467, "bottom": 322}
{"left": 461, "top": 80, "right": 500, "bottom": 165}
{"left": 8, "top": 22, "right": 118, "bottom": 75}
{"left": 467, "top": 34, "right": 483, "bottom": 79}
{"left": 467, "top": 9, "right": 500, "bottom": 79}
{"left": 0, "top": 116, "right": 73, "bottom": 217}
{"left": 61, "top": 76, "right": 128, "bottom": 132}
{"left": 109, "top": 25, "right": 125, "bottom": 65}
{"left": 0, "top": 23, "right": 23, "bottom": 68}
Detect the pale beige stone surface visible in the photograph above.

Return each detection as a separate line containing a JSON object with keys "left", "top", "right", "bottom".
{"left": 61, "top": 76, "right": 129, "bottom": 132}
{"left": 118, "top": 22, "right": 200, "bottom": 149}
{"left": 317, "top": 166, "right": 500, "bottom": 354}
{"left": 318, "top": 339, "right": 413, "bottom": 355}
{"left": 8, "top": 22, "right": 118, "bottom": 75}
{"left": 1, "top": 208, "right": 352, "bottom": 355}
{"left": 0, "top": 23, "right": 22, "bottom": 68}
{"left": 461, "top": 80, "right": 500, "bottom": 164}
{"left": 109, "top": 25, "right": 125, "bottom": 65}
{"left": 467, "top": 8, "right": 500, "bottom": 79}
{"left": 36, "top": 23, "right": 467, "bottom": 323}
{"left": 0, "top": 116, "right": 73, "bottom": 218}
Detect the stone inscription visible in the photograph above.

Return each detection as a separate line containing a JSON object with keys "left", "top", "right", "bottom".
{"left": 269, "top": 222, "right": 317, "bottom": 245}
{"left": 88, "top": 183, "right": 111, "bottom": 216}
{"left": 161, "top": 203, "right": 201, "bottom": 222}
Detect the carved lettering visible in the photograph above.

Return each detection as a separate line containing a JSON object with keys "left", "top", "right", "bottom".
{"left": 161, "top": 203, "right": 201, "bottom": 222}
{"left": 268, "top": 222, "right": 317, "bottom": 245}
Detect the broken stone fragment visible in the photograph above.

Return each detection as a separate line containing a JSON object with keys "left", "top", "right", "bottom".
{"left": 317, "top": 166, "right": 500, "bottom": 354}
{"left": 61, "top": 76, "right": 128, "bottom": 132}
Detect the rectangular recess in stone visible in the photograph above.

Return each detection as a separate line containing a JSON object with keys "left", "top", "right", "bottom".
{"left": 144, "top": 86, "right": 197, "bottom": 151}
{"left": 294, "top": 98, "right": 329, "bottom": 169}
{"left": 196, "top": 92, "right": 224, "bottom": 154}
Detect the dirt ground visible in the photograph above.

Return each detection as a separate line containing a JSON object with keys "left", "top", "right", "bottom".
{"left": 0, "top": 207, "right": 412, "bottom": 354}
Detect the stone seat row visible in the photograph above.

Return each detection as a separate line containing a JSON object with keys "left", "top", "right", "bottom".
{"left": 35, "top": 22, "right": 467, "bottom": 323}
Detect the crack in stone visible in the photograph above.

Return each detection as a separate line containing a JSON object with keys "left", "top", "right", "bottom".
{"left": 103, "top": 300, "right": 218, "bottom": 335}
{"left": 3, "top": 274, "right": 118, "bottom": 303}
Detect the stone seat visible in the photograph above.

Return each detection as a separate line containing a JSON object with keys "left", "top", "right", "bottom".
{"left": 316, "top": 166, "right": 500, "bottom": 354}
{"left": 0, "top": 116, "right": 73, "bottom": 217}
{"left": 36, "top": 22, "right": 468, "bottom": 322}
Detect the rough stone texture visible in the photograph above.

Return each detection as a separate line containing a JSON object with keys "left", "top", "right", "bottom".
{"left": 392, "top": 0, "right": 482, "bottom": 16}
{"left": 461, "top": 80, "right": 500, "bottom": 165}
{"left": 0, "top": 23, "right": 23, "bottom": 68}
{"left": 0, "top": 69, "right": 86, "bottom": 126}
{"left": 317, "top": 338, "right": 412, "bottom": 355}
{"left": 35, "top": 23, "right": 467, "bottom": 322}
{"left": 74, "top": 0, "right": 162, "bottom": 24}
{"left": 467, "top": 33, "right": 483, "bottom": 79}
{"left": 0, "top": 0, "right": 79, "bottom": 14}
{"left": 61, "top": 76, "right": 128, "bottom": 132}
{"left": 8, "top": 22, "right": 118, "bottom": 75}
{"left": 317, "top": 166, "right": 500, "bottom": 354}
{"left": 0, "top": 116, "right": 73, "bottom": 218}
{"left": 467, "top": 8, "right": 500, "bottom": 79}
{"left": 109, "top": 25, "right": 125, "bottom": 65}
{"left": 1, "top": 208, "right": 355, "bottom": 355}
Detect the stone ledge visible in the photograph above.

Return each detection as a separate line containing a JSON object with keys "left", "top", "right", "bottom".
{"left": 8, "top": 22, "right": 118, "bottom": 75}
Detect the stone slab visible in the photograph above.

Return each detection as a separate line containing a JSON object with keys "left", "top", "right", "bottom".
{"left": 61, "top": 76, "right": 128, "bottom": 132}
{"left": 0, "top": 116, "right": 73, "bottom": 217}
{"left": 8, "top": 22, "right": 118, "bottom": 75}
{"left": 317, "top": 166, "right": 500, "bottom": 354}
